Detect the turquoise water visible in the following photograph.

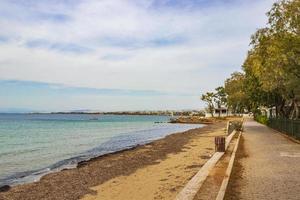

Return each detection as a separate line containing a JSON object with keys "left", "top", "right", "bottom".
{"left": 0, "top": 114, "right": 203, "bottom": 186}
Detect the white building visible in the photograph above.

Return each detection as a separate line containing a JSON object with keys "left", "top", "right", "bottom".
{"left": 205, "top": 107, "right": 231, "bottom": 118}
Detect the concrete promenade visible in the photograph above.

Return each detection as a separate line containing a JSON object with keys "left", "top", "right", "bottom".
{"left": 226, "top": 119, "right": 300, "bottom": 200}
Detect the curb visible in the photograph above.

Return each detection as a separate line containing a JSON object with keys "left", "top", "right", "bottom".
{"left": 175, "top": 130, "right": 237, "bottom": 200}
{"left": 216, "top": 132, "right": 241, "bottom": 200}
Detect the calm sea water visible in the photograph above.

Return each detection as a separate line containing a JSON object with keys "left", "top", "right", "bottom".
{"left": 0, "top": 114, "right": 203, "bottom": 186}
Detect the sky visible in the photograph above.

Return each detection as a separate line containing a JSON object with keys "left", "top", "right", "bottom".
{"left": 0, "top": 0, "right": 275, "bottom": 112}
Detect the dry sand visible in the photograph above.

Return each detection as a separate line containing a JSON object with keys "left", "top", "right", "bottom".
{"left": 0, "top": 121, "right": 226, "bottom": 200}
{"left": 82, "top": 123, "right": 227, "bottom": 200}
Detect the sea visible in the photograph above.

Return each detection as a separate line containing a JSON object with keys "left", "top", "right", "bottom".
{"left": 0, "top": 113, "right": 203, "bottom": 187}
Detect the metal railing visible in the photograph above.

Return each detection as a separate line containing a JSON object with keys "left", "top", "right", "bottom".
{"left": 268, "top": 118, "right": 300, "bottom": 140}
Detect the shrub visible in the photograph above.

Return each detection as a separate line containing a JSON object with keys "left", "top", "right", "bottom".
{"left": 255, "top": 115, "right": 269, "bottom": 124}
{"left": 233, "top": 120, "right": 243, "bottom": 131}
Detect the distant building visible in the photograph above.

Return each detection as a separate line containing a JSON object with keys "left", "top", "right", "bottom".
{"left": 205, "top": 107, "right": 231, "bottom": 117}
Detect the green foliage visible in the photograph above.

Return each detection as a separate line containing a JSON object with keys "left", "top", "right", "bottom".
{"left": 224, "top": 72, "right": 247, "bottom": 114}
{"left": 215, "top": 87, "right": 227, "bottom": 104}
{"left": 231, "top": 120, "right": 244, "bottom": 131}
{"left": 201, "top": 87, "right": 228, "bottom": 117}
{"left": 214, "top": 86, "right": 227, "bottom": 117}
{"left": 255, "top": 115, "right": 269, "bottom": 125}
{"left": 223, "top": 0, "right": 300, "bottom": 119}
{"left": 201, "top": 92, "right": 215, "bottom": 117}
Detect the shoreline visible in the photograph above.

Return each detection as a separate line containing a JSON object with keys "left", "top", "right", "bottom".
{"left": 0, "top": 123, "right": 203, "bottom": 188}
{"left": 0, "top": 142, "right": 150, "bottom": 188}
{"left": 0, "top": 121, "right": 227, "bottom": 200}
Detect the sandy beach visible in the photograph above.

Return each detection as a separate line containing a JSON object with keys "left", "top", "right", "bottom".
{"left": 0, "top": 121, "right": 227, "bottom": 200}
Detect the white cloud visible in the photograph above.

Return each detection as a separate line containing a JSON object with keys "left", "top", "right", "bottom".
{"left": 0, "top": 0, "right": 276, "bottom": 110}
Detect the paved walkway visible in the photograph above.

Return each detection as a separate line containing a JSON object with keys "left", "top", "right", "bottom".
{"left": 228, "top": 119, "right": 300, "bottom": 200}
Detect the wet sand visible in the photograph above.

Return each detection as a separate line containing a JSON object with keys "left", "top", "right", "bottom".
{"left": 0, "top": 121, "right": 226, "bottom": 200}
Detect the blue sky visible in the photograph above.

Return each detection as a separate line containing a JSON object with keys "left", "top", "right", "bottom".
{"left": 0, "top": 0, "right": 275, "bottom": 112}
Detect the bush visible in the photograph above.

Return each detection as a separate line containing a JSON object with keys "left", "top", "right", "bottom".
{"left": 255, "top": 115, "right": 269, "bottom": 124}
{"left": 228, "top": 120, "right": 243, "bottom": 133}
{"left": 232, "top": 120, "right": 243, "bottom": 131}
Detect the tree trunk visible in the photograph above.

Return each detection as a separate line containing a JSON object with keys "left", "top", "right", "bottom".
{"left": 279, "top": 99, "right": 286, "bottom": 118}
{"left": 290, "top": 99, "right": 299, "bottom": 119}
{"left": 275, "top": 105, "right": 279, "bottom": 118}
{"left": 295, "top": 100, "right": 299, "bottom": 119}
{"left": 210, "top": 104, "right": 214, "bottom": 117}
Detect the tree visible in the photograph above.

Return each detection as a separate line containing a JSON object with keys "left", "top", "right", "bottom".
{"left": 224, "top": 72, "right": 247, "bottom": 114}
{"left": 214, "top": 86, "right": 227, "bottom": 117}
{"left": 201, "top": 92, "right": 215, "bottom": 117}
{"left": 240, "top": 0, "right": 300, "bottom": 119}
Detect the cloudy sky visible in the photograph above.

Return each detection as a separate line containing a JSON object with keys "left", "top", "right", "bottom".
{"left": 0, "top": 0, "right": 275, "bottom": 112}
